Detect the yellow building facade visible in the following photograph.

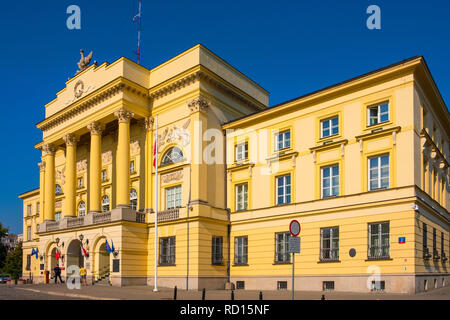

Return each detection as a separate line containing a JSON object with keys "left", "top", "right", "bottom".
{"left": 19, "top": 45, "right": 449, "bottom": 293}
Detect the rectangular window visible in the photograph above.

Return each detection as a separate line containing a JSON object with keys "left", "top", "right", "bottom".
{"left": 212, "top": 236, "right": 223, "bottom": 265}
{"left": 433, "top": 228, "right": 438, "bottom": 258}
{"left": 277, "top": 281, "right": 288, "bottom": 290}
{"left": 166, "top": 185, "right": 182, "bottom": 209}
{"left": 368, "top": 222, "right": 390, "bottom": 259}
{"left": 235, "top": 183, "right": 248, "bottom": 211}
{"left": 77, "top": 177, "right": 83, "bottom": 189}
{"left": 368, "top": 102, "right": 389, "bottom": 126}
{"left": 321, "top": 165, "right": 339, "bottom": 198}
{"left": 159, "top": 236, "right": 175, "bottom": 265}
{"left": 101, "top": 170, "right": 107, "bottom": 182}
{"left": 236, "top": 281, "right": 245, "bottom": 289}
{"left": 36, "top": 202, "right": 40, "bottom": 213}
{"left": 320, "top": 227, "right": 339, "bottom": 261}
{"left": 275, "top": 232, "right": 291, "bottom": 263}
{"left": 368, "top": 155, "right": 389, "bottom": 190}
{"left": 55, "top": 212, "right": 61, "bottom": 221}
{"left": 423, "top": 223, "right": 430, "bottom": 258}
{"left": 276, "top": 174, "right": 291, "bottom": 205}
{"left": 441, "top": 232, "right": 445, "bottom": 260}
{"left": 323, "top": 281, "right": 335, "bottom": 291}
{"left": 27, "top": 226, "right": 31, "bottom": 241}
{"left": 371, "top": 280, "right": 385, "bottom": 292}
{"left": 321, "top": 116, "right": 339, "bottom": 138}
{"left": 235, "top": 142, "right": 248, "bottom": 161}
{"left": 26, "top": 255, "right": 31, "bottom": 271}
{"left": 275, "top": 130, "right": 290, "bottom": 151}
{"left": 130, "top": 161, "right": 135, "bottom": 174}
{"left": 234, "top": 236, "right": 248, "bottom": 265}
{"left": 27, "top": 205, "right": 32, "bottom": 216}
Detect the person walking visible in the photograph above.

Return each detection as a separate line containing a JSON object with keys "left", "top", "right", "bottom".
{"left": 79, "top": 266, "right": 87, "bottom": 286}
{"left": 53, "top": 264, "right": 63, "bottom": 284}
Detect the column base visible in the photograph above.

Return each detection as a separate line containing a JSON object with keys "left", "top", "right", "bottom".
{"left": 116, "top": 204, "right": 130, "bottom": 209}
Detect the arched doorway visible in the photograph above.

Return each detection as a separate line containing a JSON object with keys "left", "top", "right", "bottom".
{"left": 67, "top": 239, "right": 84, "bottom": 268}
{"left": 50, "top": 247, "right": 58, "bottom": 270}
{"left": 97, "top": 243, "right": 110, "bottom": 280}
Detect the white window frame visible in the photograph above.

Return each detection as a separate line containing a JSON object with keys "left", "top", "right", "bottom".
{"left": 276, "top": 174, "right": 291, "bottom": 205}
{"left": 275, "top": 130, "right": 291, "bottom": 151}
{"left": 235, "top": 183, "right": 248, "bottom": 211}
{"left": 275, "top": 232, "right": 291, "bottom": 263}
{"left": 320, "top": 227, "right": 339, "bottom": 261}
{"left": 367, "top": 102, "right": 389, "bottom": 126}
{"left": 235, "top": 142, "right": 248, "bottom": 161}
{"left": 166, "top": 185, "right": 182, "bottom": 210}
{"left": 27, "top": 205, "right": 32, "bottom": 216}
{"left": 78, "top": 201, "right": 86, "bottom": 216}
{"left": 320, "top": 116, "right": 339, "bottom": 138}
{"left": 55, "top": 212, "right": 62, "bottom": 221}
{"left": 130, "top": 160, "right": 135, "bottom": 174}
{"left": 368, "top": 154, "right": 390, "bottom": 191}
{"left": 102, "top": 196, "right": 110, "bottom": 212}
{"left": 234, "top": 236, "right": 248, "bottom": 265}
{"left": 368, "top": 222, "right": 390, "bottom": 259}
{"left": 130, "top": 189, "right": 138, "bottom": 210}
{"left": 77, "top": 177, "right": 83, "bottom": 189}
{"left": 159, "top": 236, "right": 176, "bottom": 265}
{"left": 321, "top": 164, "right": 339, "bottom": 198}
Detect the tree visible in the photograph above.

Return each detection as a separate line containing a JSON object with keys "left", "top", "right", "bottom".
{"left": 3, "top": 242, "right": 22, "bottom": 284}
{"left": 0, "top": 222, "right": 9, "bottom": 271}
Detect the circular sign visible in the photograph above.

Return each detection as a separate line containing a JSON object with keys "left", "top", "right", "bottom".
{"left": 289, "top": 220, "right": 301, "bottom": 237}
{"left": 349, "top": 248, "right": 356, "bottom": 258}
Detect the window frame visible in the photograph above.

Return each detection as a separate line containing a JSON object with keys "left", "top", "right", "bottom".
{"left": 130, "top": 160, "right": 135, "bottom": 174}
{"left": 367, "top": 102, "right": 389, "bottom": 127}
{"left": 166, "top": 185, "right": 182, "bottom": 210}
{"left": 234, "top": 236, "right": 248, "bottom": 265}
{"left": 78, "top": 201, "right": 86, "bottom": 216}
{"left": 321, "top": 164, "right": 339, "bottom": 198}
{"left": 274, "top": 130, "right": 291, "bottom": 151}
{"left": 235, "top": 183, "right": 248, "bottom": 212}
{"left": 101, "top": 195, "right": 110, "bottom": 212}
{"left": 235, "top": 142, "right": 248, "bottom": 162}
{"left": 211, "top": 236, "right": 223, "bottom": 265}
{"left": 368, "top": 221, "right": 390, "bottom": 260}
{"left": 77, "top": 177, "right": 83, "bottom": 189}
{"left": 274, "top": 232, "right": 291, "bottom": 264}
{"left": 159, "top": 236, "right": 176, "bottom": 266}
{"left": 130, "top": 188, "right": 138, "bottom": 210}
{"left": 161, "top": 147, "right": 184, "bottom": 166}
{"left": 368, "top": 154, "right": 390, "bottom": 191}
{"left": 101, "top": 169, "right": 108, "bottom": 182}
{"left": 276, "top": 174, "right": 291, "bottom": 205}
{"left": 320, "top": 116, "right": 339, "bottom": 139}
{"left": 320, "top": 227, "right": 339, "bottom": 261}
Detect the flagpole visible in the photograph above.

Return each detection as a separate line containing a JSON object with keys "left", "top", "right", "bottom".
{"left": 153, "top": 114, "right": 158, "bottom": 292}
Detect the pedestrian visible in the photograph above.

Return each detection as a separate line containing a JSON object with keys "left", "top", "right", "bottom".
{"left": 80, "top": 266, "right": 87, "bottom": 286}
{"left": 53, "top": 264, "right": 63, "bottom": 284}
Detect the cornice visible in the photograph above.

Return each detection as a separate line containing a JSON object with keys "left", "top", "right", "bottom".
{"left": 355, "top": 126, "right": 401, "bottom": 141}
{"left": 36, "top": 77, "right": 149, "bottom": 132}
{"left": 149, "top": 66, "right": 266, "bottom": 112}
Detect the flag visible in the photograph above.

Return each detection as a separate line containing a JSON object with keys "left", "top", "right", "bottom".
{"left": 55, "top": 249, "right": 61, "bottom": 260}
{"left": 105, "top": 239, "right": 112, "bottom": 253}
{"left": 111, "top": 241, "right": 115, "bottom": 254}
{"left": 153, "top": 140, "right": 157, "bottom": 167}
{"left": 81, "top": 246, "right": 87, "bottom": 257}
{"left": 31, "top": 248, "right": 39, "bottom": 259}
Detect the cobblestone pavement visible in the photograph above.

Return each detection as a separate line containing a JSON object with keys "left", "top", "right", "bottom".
{"left": 1, "top": 283, "right": 449, "bottom": 300}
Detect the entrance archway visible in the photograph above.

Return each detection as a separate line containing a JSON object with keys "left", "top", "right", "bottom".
{"left": 97, "top": 243, "right": 110, "bottom": 280}
{"left": 50, "top": 247, "right": 58, "bottom": 270}
{"left": 67, "top": 239, "right": 84, "bottom": 268}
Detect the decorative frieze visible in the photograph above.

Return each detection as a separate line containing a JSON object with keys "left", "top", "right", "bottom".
{"left": 157, "top": 119, "right": 191, "bottom": 152}
{"left": 102, "top": 151, "right": 112, "bottom": 165}
{"left": 56, "top": 166, "right": 66, "bottom": 185}
{"left": 130, "top": 140, "right": 141, "bottom": 156}
{"left": 55, "top": 201, "right": 62, "bottom": 209}
{"left": 161, "top": 170, "right": 184, "bottom": 184}
{"left": 76, "top": 159, "right": 88, "bottom": 172}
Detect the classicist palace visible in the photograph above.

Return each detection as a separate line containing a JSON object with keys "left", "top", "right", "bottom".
{"left": 19, "top": 44, "right": 449, "bottom": 293}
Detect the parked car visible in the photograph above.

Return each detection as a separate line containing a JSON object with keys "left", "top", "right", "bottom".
{"left": 0, "top": 275, "right": 11, "bottom": 284}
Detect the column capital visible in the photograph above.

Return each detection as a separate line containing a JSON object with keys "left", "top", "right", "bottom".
{"left": 87, "top": 121, "right": 105, "bottom": 135}
{"left": 42, "top": 143, "right": 56, "bottom": 156}
{"left": 187, "top": 97, "right": 210, "bottom": 114}
{"left": 114, "top": 108, "right": 134, "bottom": 123}
{"left": 144, "top": 116, "right": 154, "bottom": 131}
{"left": 38, "top": 162, "right": 46, "bottom": 171}
{"left": 62, "top": 133, "right": 79, "bottom": 146}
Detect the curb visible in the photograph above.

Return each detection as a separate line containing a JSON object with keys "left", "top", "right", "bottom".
{"left": 14, "top": 287, "right": 120, "bottom": 300}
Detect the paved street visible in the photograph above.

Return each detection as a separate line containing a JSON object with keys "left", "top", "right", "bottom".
{"left": 1, "top": 283, "right": 449, "bottom": 300}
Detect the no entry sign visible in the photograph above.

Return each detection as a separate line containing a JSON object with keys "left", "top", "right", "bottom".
{"left": 289, "top": 220, "right": 301, "bottom": 237}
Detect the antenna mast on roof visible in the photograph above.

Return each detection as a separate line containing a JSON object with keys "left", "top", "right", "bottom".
{"left": 133, "top": 0, "right": 142, "bottom": 64}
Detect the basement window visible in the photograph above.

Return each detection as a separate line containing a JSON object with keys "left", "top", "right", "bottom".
{"left": 277, "top": 281, "right": 287, "bottom": 290}
{"left": 371, "top": 280, "right": 385, "bottom": 292}
{"left": 236, "top": 281, "right": 245, "bottom": 290}
{"left": 323, "top": 281, "right": 335, "bottom": 291}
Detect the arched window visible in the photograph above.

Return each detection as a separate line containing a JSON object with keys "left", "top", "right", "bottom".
{"left": 130, "top": 189, "right": 137, "bottom": 210}
{"left": 78, "top": 201, "right": 86, "bottom": 216}
{"left": 55, "top": 184, "right": 63, "bottom": 195}
{"left": 161, "top": 147, "right": 183, "bottom": 165}
{"left": 102, "top": 195, "right": 110, "bottom": 212}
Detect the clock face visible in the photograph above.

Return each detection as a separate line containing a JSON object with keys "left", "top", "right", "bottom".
{"left": 74, "top": 80, "right": 84, "bottom": 98}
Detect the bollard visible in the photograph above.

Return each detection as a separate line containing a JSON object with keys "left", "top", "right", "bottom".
{"left": 321, "top": 294, "right": 325, "bottom": 301}
{"left": 231, "top": 290, "right": 234, "bottom": 300}
{"left": 202, "top": 288, "right": 206, "bottom": 300}
{"left": 173, "top": 286, "right": 177, "bottom": 300}
{"left": 259, "top": 291, "right": 263, "bottom": 300}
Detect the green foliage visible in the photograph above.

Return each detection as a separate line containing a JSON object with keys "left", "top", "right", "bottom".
{"left": 0, "top": 221, "right": 9, "bottom": 271}
{"left": 3, "top": 242, "right": 22, "bottom": 281}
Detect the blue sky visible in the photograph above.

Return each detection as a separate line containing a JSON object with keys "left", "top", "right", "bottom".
{"left": 0, "top": 0, "right": 449, "bottom": 233}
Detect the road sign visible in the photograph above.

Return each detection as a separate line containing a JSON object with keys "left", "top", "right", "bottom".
{"left": 288, "top": 236, "right": 301, "bottom": 253}
{"left": 289, "top": 220, "right": 301, "bottom": 237}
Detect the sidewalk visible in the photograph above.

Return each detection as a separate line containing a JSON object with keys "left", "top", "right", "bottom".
{"left": 7, "top": 283, "right": 450, "bottom": 300}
